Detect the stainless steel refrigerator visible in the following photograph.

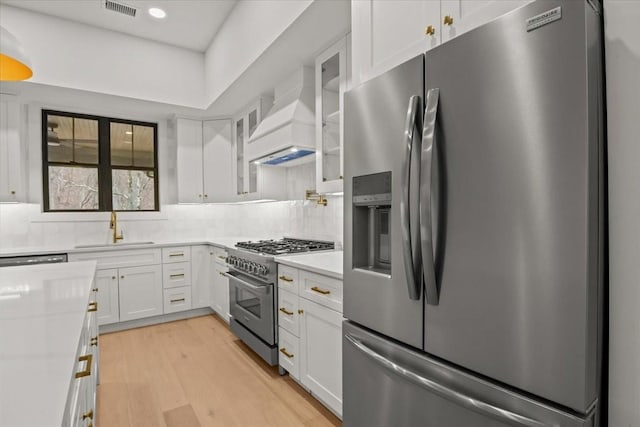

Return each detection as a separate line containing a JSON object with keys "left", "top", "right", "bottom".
{"left": 343, "top": 1, "right": 605, "bottom": 425}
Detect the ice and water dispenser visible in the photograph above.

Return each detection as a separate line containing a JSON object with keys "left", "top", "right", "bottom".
{"left": 352, "top": 172, "right": 392, "bottom": 275}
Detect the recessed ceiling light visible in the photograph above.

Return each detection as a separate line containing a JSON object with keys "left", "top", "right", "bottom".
{"left": 254, "top": 161, "right": 261, "bottom": 165}
{"left": 148, "top": 7, "right": 166, "bottom": 19}
{"left": 125, "top": 130, "right": 132, "bottom": 135}
{"left": 290, "top": 147, "right": 298, "bottom": 152}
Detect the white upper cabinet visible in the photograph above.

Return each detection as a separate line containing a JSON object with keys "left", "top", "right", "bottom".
{"left": 315, "top": 36, "right": 350, "bottom": 194}
{"left": 203, "top": 119, "right": 233, "bottom": 202}
{"left": 352, "top": 0, "right": 441, "bottom": 86}
{"left": 176, "top": 118, "right": 232, "bottom": 203}
{"left": 352, "top": 0, "right": 534, "bottom": 87}
{"left": 440, "top": 0, "right": 534, "bottom": 42}
{"left": 0, "top": 96, "right": 26, "bottom": 202}
{"left": 176, "top": 118, "right": 204, "bottom": 203}
{"left": 232, "top": 97, "right": 287, "bottom": 202}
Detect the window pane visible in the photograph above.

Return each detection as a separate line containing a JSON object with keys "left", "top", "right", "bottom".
{"left": 112, "top": 169, "right": 155, "bottom": 210}
{"left": 47, "top": 115, "right": 98, "bottom": 164}
{"left": 111, "top": 123, "right": 155, "bottom": 167}
{"left": 48, "top": 166, "right": 99, "bottom": 210}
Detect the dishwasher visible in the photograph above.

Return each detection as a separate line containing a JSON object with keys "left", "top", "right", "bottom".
{"left": 0, "top": 253, "right": 68, "bottom": 267}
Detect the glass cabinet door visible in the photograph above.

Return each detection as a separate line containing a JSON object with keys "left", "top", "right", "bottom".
{"left": 236, "top": 118, "right": 244, "bottom": 195}
{"left": 316, "top": 37, "right": 347, "bottom": 194}
{"left": 248, "top": 108, "right": 258, "bottom": 194}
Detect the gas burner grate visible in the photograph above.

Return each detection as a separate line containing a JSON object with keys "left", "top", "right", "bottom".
{"left": 235, "top": 238, "right": 334, "bottom": 255}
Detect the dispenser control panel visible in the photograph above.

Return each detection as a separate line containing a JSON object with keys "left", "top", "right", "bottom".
{"left": 353, "top": 172, "right": 391, "bottom": 206}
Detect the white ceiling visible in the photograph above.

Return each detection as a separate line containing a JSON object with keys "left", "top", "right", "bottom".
{"left": 0, "top": 0, "right": 237, "bottom": 52}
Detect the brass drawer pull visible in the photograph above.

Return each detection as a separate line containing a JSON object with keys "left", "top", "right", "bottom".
{"left": 219, "top": 272, "right": 226, "bottom": 277}
{"left": 217, "top": 255, "right": 227, "bottom": 260}
{"left": 280, "top": 348, "right": 294, "bottom": 358}
{"left": 311, "top": 286, "right": 331, "bottom": 295}
{"left": 169, "top": 273, "right": 185, "bottom": 278}
{"left": 298, "top": 309, "right": 304, "bottom": 314}
{"left": 169, "top": 253, "right": 184, "bottom": 257}
{"left": 90, "top": 336, "right": 98, "bottom": 346}
{"left": 75, "top": 354, "right": 93, "bottom": 378}
{"left": 82, "top": 409, "right": 94, "bottom": 420}
{"left": 279, "top": 275, "right": 293, "bottom": 282}
{"left": 88, "top": 302, "right": 98, "bottom": 312}
{"left": 279, "top": 307, "right": 294, "bottom": 316}
{"left": 170, "top": 298, "right": 186, "bottom": 303}
{"left": 92, "top": 287, "right": 98, "bottom": 292}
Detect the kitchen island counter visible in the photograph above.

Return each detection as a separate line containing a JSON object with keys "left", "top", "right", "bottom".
{"left": 0, "top": 261, "right": 97, "bottom": 427}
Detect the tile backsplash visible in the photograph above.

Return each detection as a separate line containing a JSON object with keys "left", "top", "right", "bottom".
{"left": 0, "top": 196, "right": 344, "bottom": 250}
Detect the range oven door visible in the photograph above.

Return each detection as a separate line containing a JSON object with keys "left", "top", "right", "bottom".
{"left": 226, "top": 270, "right": 275, "bottom": 345}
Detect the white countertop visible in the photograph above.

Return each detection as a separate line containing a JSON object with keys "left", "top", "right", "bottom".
{"left": 277, "top": 251, "right": 343, "bottom": 279}
{"left": 0, "top": 261, "right": 97, "bottom": 427}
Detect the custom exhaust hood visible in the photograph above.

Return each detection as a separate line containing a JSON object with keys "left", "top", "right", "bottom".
{"left": 247, "top": 67, "right": 316, "bottom": 166}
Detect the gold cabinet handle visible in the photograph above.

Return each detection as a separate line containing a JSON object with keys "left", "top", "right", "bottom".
{"left": 298, "top": 309, "right": 304, "bottom": 314}
{"left": 90, "top": 336, "right": 98, "bottom": 346}
{"left": 279, "top": 307, "right": 294, "bottom": 316}
{"left": 280, "top": 348, "right": 294, "bottom": 358}
{"left": 425, "top": 25, "right": 435, "bottom": 36}
{"left": 121, "top": 275, "right": 124, "bottom": 279}
{"left": 219, "top": 271, "right": 226, "bottom": 277}
{"left": 169, "top": 253, "right": 184, "bottom": 257}
{"left": 279, "top": 275, "right": 293, "bottom": 282}
{"left": 170, "top": 298, "right": 186, "bottom": 303}
{"left": 169, "top": 273, "right": 185, "bottom": 278}
{"left": 444, "top": 15, "right": 454, "bottom": 26}
{"left": 112, "top": 276, "right": 116, "bottom": 280}
{"left": 311, "top": 286, "right": 331, "bottom": 295}
{"left": 88, "top": 302, "right": 98, "bottom": 312}
{"left": 75, "top": 354, "right": 93, "bottom": 378}
{"left": 82, "top": 409, "right": 94, "bottom": 420}
{"left": 217, "top": 255, "right": 227, "bottom": 260}
{"left": 92, "top": 288, "right": 98, "bottom": 293}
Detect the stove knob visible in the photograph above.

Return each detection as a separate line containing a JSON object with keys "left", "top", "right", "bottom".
{"left": 248, "top": 262, "right": 255, "bottom": 273}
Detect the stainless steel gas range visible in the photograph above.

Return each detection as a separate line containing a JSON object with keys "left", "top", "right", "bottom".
{"left": 225, "top": 238, "right": 334, "bottom": 366}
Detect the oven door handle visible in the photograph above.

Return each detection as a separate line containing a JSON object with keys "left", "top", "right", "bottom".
{"left": 223, "top": 271, "right": 269, "bottom": 294}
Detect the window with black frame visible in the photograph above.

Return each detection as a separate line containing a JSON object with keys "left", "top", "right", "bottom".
{"left": 42, "top": 110, "right": 158, "bottom": 212}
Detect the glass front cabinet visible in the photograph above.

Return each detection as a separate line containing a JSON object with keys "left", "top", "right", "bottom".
{"left": 315, "top": 36, "right": 349, "bottom": 194}
{"left": 233, "top": 98, "right": 267, "bottom": 200}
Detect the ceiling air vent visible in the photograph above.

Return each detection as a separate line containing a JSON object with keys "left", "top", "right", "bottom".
{"left": 103, "top": 0, "right": 137, "bottom": 17}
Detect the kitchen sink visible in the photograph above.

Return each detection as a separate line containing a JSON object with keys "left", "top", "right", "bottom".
{"left": 74, "top": 241, "right": 154, "bottom": 249}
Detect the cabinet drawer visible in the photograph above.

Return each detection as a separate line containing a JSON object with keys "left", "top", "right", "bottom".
{"left": 163, "top": 286, "right": 192, "bottom": 313}
{"left": 278, "top": 327, "right": 300, "bottom": 380}
{"left": 162, "top": 262, "right": 191, "bottom": 288}
{"left": 278, "top": 289, "right": 299, "bottom": 336}
{"left": 212, "top": 246, "right": 228, "bottom": 266}
{"left": 162, "top": 246, "right": 191, "bottom": 263}
{"left": 300, "top": 270, "right": 343, "bottom": 313}
{"left": 69, "top": 248, "right": 161, "bottom": 269}
{"left": 278, "top": 265, "right": 299, "bottom": 294}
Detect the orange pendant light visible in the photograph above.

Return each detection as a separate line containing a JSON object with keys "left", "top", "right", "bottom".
{"left": 0, "top": 26, "right": 33, "bottom": 81}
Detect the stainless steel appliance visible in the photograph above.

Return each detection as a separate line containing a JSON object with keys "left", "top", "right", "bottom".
{"left": 343, "top": 1, "right": 605, "bottom": 426}
{"left": 226, "top": 238, "right": 335, "bottom": 365}
{"left": 0, "top": 253, "right": 67, "bottom": 267}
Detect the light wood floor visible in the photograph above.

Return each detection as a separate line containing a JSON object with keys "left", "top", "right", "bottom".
{"left": 97, "top": 314, "right": 342, "bottom": 427}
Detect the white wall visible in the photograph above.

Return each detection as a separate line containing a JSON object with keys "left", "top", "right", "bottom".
{"left": 204, "top": 0, "right": 312, "bottom": 105}
{"left": 0, "top": 5, "right": 205, "bottom": 108}
{"left": 604, "top": 1, "right": 640, "bottom": 425}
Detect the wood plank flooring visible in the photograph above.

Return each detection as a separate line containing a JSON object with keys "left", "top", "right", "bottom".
{"left": 97, "top": 314, "right": 342, "bottom": 427}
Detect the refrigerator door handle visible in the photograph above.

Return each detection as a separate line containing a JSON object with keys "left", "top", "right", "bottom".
{"left": 345, "top": 333, "right": 548, "bottom": 427}
{"left": 421, "top": 88, "right": 440, "bottom": 305}
{"left": 401, "top": 95, "right": 423, "bottom": 300}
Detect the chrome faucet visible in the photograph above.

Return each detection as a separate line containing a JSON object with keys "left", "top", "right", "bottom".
{"left": 109, "top": 211, "right": 124, "bottom": 244}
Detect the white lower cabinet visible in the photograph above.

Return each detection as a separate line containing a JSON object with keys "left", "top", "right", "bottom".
{"left": 94, "top": 269, "right": 120, "bottom": 325}
{"left": 191, "top": 245, "right": 212, "bottom": 309}
{"left": 119, "top": 264, "right": 163, "bottom": 322}
{"left": 277, "top": 264, "right": 343, "bottom": 417}
{"left": 64, "top": 299, "right": 98, "bottom": 426}
{"left": 210, "top": 246, "right": 229, "bottom": 322}
{"left": 299, "top": 297, "right": 343, "bottom": 417}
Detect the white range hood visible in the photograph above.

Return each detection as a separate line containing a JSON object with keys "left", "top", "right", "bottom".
{"left": 246, "top": 67, "right": 316, "bottom": 166}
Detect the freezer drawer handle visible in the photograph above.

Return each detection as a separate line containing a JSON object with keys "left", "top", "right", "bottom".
{"left": 421, "top": 88, "right": 440, "bottom": 305}
{"left": 401, "top": 95, "right": 423, "bottom": 301}
{"left": 345, "top": 334, "right": 547, "bottom": 427}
